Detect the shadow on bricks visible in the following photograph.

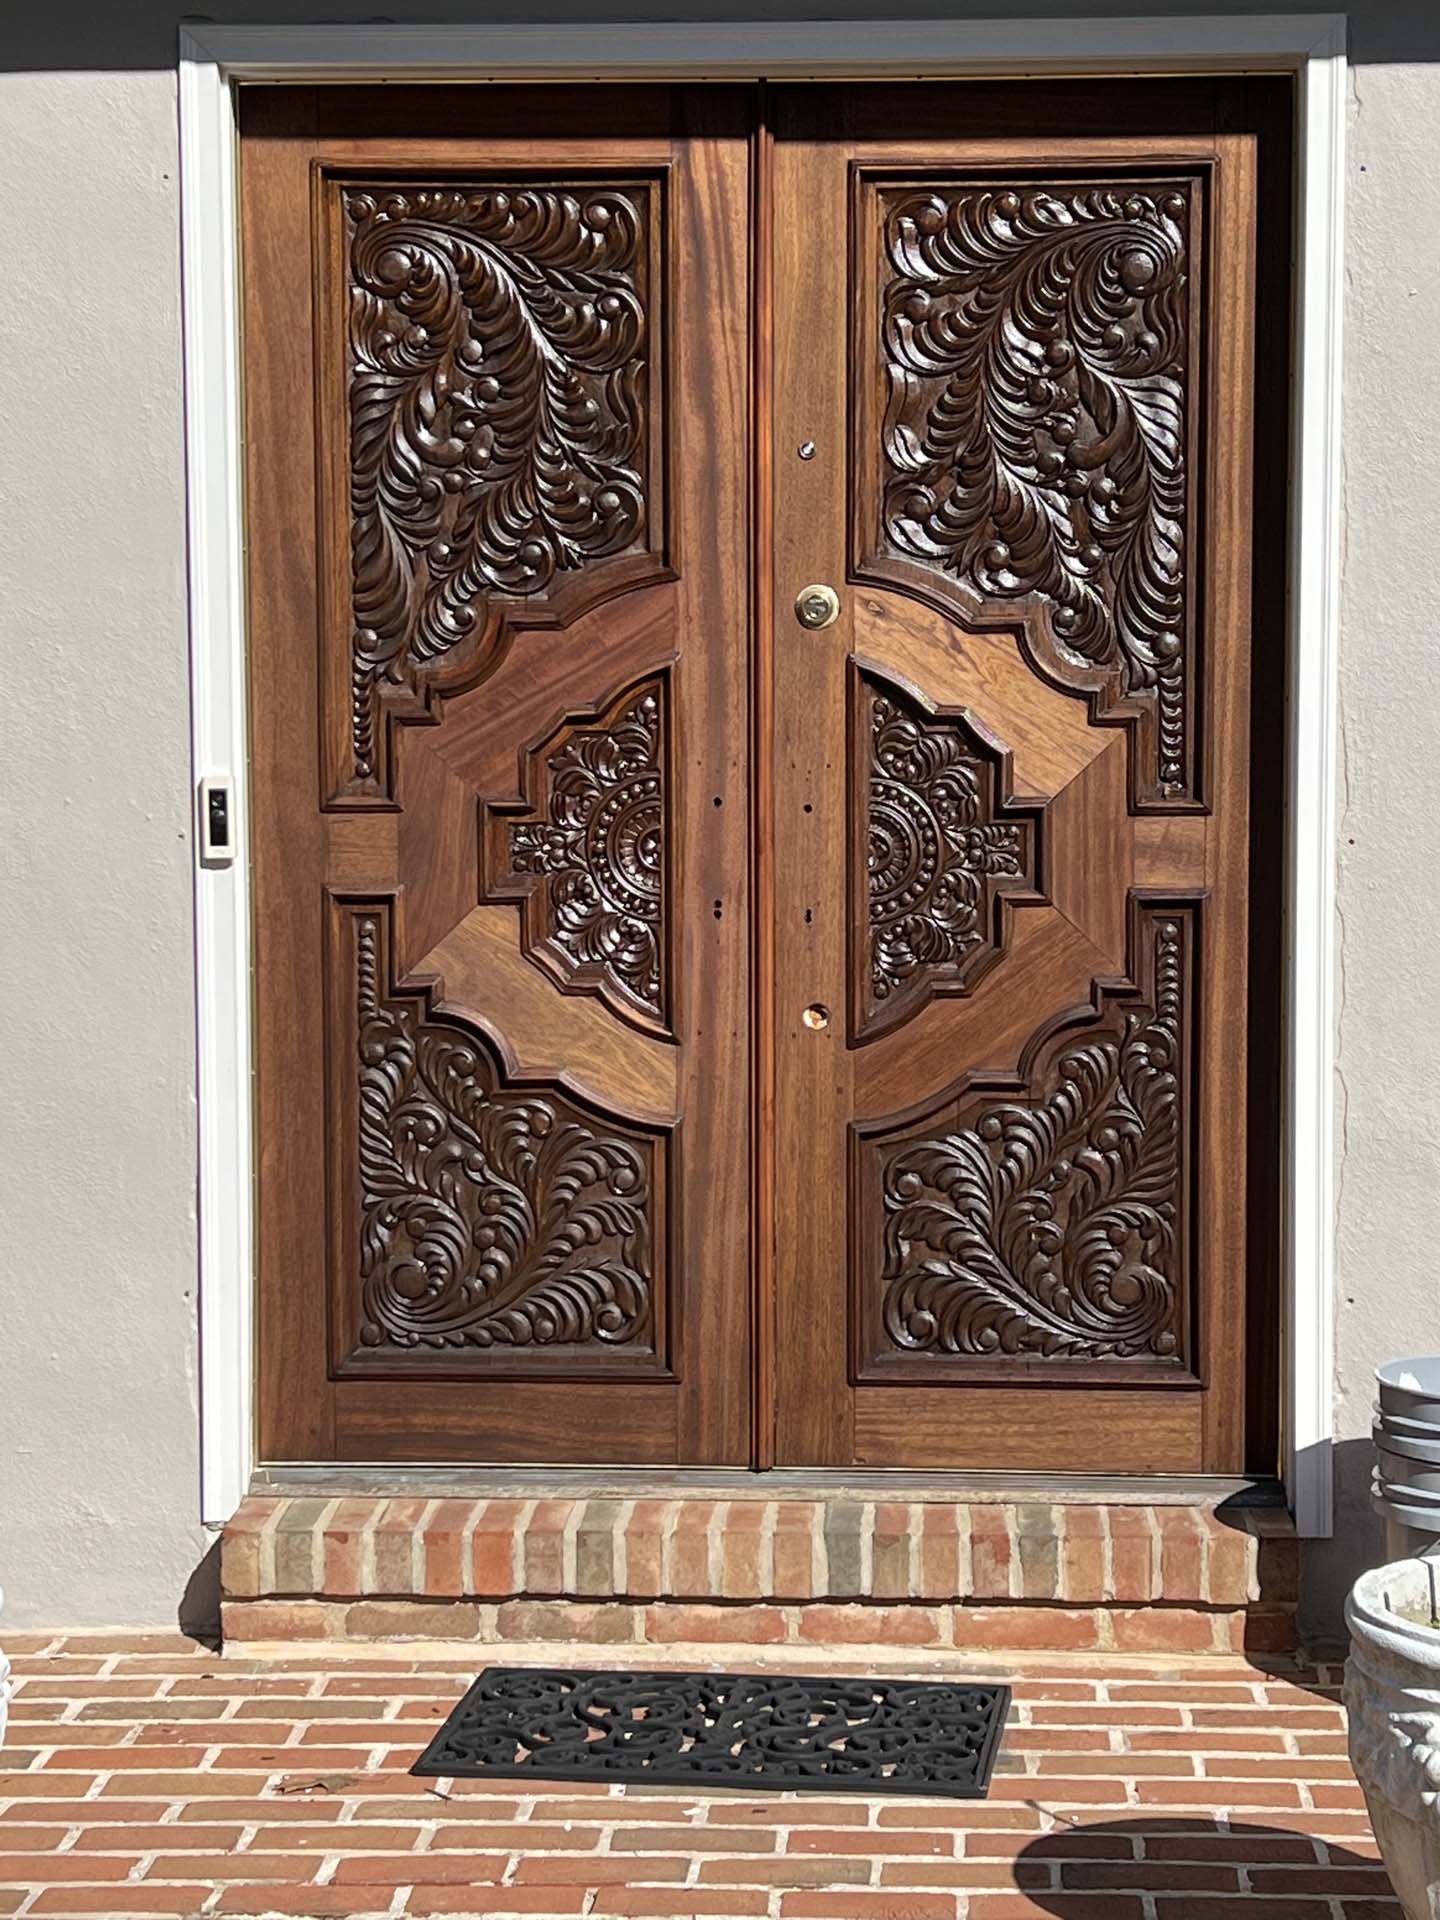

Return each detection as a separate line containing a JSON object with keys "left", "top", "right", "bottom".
{"left": 1011, "top": 1815, "right": 1394, "bottom": 1913}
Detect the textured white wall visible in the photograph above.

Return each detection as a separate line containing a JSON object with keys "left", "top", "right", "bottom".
{"left": 1299, "top": 61, "right": 1440, "bottom": 1635}
{"left": 0, "top": 69, "right": 208, "bottom": 1627}
{"left": 1, "top": 7, "right": 1437, "bottom": 1632}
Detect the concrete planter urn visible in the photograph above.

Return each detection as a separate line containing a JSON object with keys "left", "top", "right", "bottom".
{"left": 1346, "top": 1558, "right": 1440, "bottom": 1917}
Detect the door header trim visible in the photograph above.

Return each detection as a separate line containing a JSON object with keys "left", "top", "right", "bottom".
{"left": 179, "top": 14, "right": 1346, "bottom": 1535}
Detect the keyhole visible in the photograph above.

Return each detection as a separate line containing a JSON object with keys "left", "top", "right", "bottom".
{"left": 802, "top": 1004, "right": 830, "bottom": 1032}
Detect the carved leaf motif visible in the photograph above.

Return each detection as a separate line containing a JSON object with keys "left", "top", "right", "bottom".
{"left": 865, "top": 677, "right": 1038, "bottom": 1036}
{"left": 506, "top": 683, "right": 666, "bottom": 1023}
{"left": 347, "top": 185, "right": 653, "bottom": 788}
{"left": 879, "top": 913, "right": 1187, "bottom": 1364}
{"left": 878, "top": 184, "right": 1192, "bottom": 802}
{"left": 353, "top": 914, "right": 655, "bottom": 1353}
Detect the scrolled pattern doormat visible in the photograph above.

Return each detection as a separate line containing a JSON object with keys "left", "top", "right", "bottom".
{"left": 412, "top": 1666, "right": 1010, "bottom": 1797}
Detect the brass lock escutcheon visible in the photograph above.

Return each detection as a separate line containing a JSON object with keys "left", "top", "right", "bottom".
{"left": 794, "top": 583, "right": 841, "bottom": 630}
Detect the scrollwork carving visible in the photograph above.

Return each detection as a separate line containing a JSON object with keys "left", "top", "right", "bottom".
{"left": 869, "top": 181, "right": 1196, "bottom": 805}
{"left": 860, "top": 670, "right": 1041, "bottom": 1039}
{"left": 870, "top": 907, "right": 1190, "bottom": 1371}
{"left": 349, "top": 909, "right": 660, "bottom": 1362}
{"left": 344, "top": 183, "right": 658, "bottom": 795}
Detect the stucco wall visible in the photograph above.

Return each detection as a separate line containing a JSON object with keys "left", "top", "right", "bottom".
{"left": 0, "top": 1, "right": 1435, "bottom": 1632}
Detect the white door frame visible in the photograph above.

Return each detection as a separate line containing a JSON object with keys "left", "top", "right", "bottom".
{"left": 179, "top": 12, "right": 1347, "bottom": 1534}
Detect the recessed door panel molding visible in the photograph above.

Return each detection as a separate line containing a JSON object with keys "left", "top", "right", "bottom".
{"left": 852, "top": 895, "right": 1197, "bottom": 1387}
{"left": 246, "top": 85, "right": 751, "bottom": 1466}
{"left": 851, "top": 165, "right": 1208, "bottom": 812}
{"left": 329, "top": 897, "right": 671, "bottom": 1380}
{"left": 330, "top": 172, "right": 671, "bottom": 806}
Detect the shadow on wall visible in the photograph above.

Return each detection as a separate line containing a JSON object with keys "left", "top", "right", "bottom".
{"left": 3, "top": 0, "right": 1440, "bottom": 71}
{"left": 1011, "top": 1819, "right": 1388, "bottom": 1908}
{"left": 1300, "top": 1436, "right": 1387, "bottom": 1646}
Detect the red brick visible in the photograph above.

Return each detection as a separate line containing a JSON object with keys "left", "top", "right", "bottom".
{"left": 331, "top": 1851, "right": 509, "bottom": 1884}
{"left": 222, "top": 1600, "right": 342, "bottom": 1641}
{"left": 1060, "top": 1863, "right": 1242, "bottom": 1891}
{"left": 596, "top": 1891, "right": 771, "bottom": 1916}
{"left": 28, "top": 1896, "right": 214, "bottom": 1917}
{"left": 778, "top": 1896, "right": 958, "bottom": 1919}
{"left": 0, "top": 1855, "right": 140, "bottom": 1881}
{"left": 970, "top": 1505, "right": 1015, "bottom": 1599}
{"left": 217, "top": 1893, "right": 407, "bottom": 1917}
{"left": 243, "top": 1823, "right": 422, "bottom": 1851}
{"left": 344, "top": 1600, "right": 483, "bottom": 1640}
{"left": 516, "top": 1855, "right": 689, "bottom": 1885}
{"left": 319, "top": 1496, "right": 377, "bottom": 1597}
{"left": 516, "top": 1497, "right": 570, "bottom": 1595}
{"left": 1134, "top": 1778, "right": 1304, "bottom": 1808}
{"left": 469, "top": 1498, "right": 529, "bottom": 1596}
{"left": 951, "top": 1606, "right": 1100, "bottom": 1652}
{"left": 221, "top": 1499, "right": 277, "bottom": 1600}
{"left": 796, "top": 1604, "right": 941, "bottom": 1646}
{"left": 788, "top": 1826, "right": 953, "bottom": 1855}
{"left": 421, "top": 1499, "right": 477, "bottom": 1597}
{"left": 622, "top": 1499, "right": 671, "bottom": 1598}
{"left": 1058, "top": 1505, "right": 1107, "bottom": 1603}
{"left": 871, "top": 1502, "right": 914, "bottom": 1600}
{"left": 1152, "top": 1903, "right": 1332, "bottom": 1920}
{"left": 411, "top": 1893, "right": 591, "bottom": 1916}
{"left": 666, "top": 1501, "right": 719, "bottom": 1597}
{"left": 1202, "top": 1514, "right": 1256, "bottom": 1604}
{"left": 1157, "top": 1506, "right": 1207, "bottom": 1599}
{"left": 918, "top": 1504, "right": 962, "bottom": 1601}
{"left": 772, "top": 1503, "right": 819, "bottom": 1600}
{"left": 611, "top": 1826, "right": 777, "bottom": 1854}
{"left": 495, "top": 1600, "right": 637, "bottom": 1642}
{"left": 720, "top": 1502, "right": 769, "bottom": 1600}
{"left": 370, "top": 1496, "right": 432, "bottom": 1594}
{"left": 643, "top": 1602, "right": 785, "bottom": 1643}
{"left": 1108, "top": 1507, "right": 1157, "bottom": 1603}
{"left": 698, "top": 1856, "right": 872, "bottom": 1887}
{"left": 967, "top": 1900, "right": 1145, "bottom": 1919}
{"left": 1110, "top": 1607, "right": 1222, "bottom": 1653}
{"left": 70, "top": 1823, "right": 245, "bottom": 1851}
{"left": 1244, "top": 1607, "right": 1299, "bottom": 1654}
{"left": 1257, "top": 1531, "right": 1301, "bottom": 1604}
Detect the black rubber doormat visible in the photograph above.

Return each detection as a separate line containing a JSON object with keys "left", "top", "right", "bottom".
{"left": 412, "top": 1666, "right": 1010, "bottom": 1798}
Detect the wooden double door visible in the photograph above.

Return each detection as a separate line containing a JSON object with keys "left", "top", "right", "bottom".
{"left": 245, "top": 78, "right": 1287, "bottom": 1474}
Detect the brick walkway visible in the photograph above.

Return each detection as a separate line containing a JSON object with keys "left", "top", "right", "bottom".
{"left": 0, "top": 1635, "right": 1393, "bottom": 1918}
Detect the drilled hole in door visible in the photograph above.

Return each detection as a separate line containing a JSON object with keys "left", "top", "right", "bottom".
{"left": 802, "top": 1004, "right": 830, "bottom": 1031}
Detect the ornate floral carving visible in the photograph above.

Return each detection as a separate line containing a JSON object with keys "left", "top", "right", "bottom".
{"left": 345, "top": 184, "right": 656, "bottom": 793}
{"left": 351, "top": 911, "right": 658, "bottom": 1357}
{"left": 861, "top": 672, "right": 1040, "bottom": 1038}
{"left": 496, "top": 679, "right": 668, "bottom": 1028}
{"left": 874, "top": 182, "right": 1194, "bottom": 804}
{"left": 874, "top": 909, "right": 1189, "bottom": 1368}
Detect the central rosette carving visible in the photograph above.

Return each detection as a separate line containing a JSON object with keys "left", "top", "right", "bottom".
{"left": 499, "top": 679, "right": 670, "bottom": 1030}
{"left": 858, "top": 673, "right": 1043, "bottom": 1039}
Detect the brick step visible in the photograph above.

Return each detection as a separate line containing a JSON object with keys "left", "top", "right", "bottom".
{"left": 221, "top": 1494, "right": 1296, "bottom": 1654}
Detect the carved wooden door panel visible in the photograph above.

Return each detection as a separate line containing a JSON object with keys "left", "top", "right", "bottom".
{"left": 768, "top": 81, "right": 1281, "bottom": 1472}
{"left": 244, "top": 87, "right": 753, "bottom": 1464}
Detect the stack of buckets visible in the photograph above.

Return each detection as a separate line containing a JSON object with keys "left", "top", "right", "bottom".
{"left": 1374, "top": 1357, "right": 1440, "bottom": 1558}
